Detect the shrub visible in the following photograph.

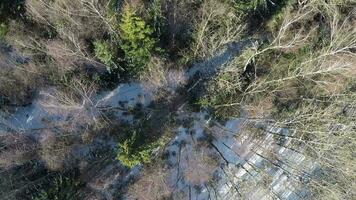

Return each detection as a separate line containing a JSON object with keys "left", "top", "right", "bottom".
{"left": 0, "top": 23, "right": 7, "bottom": 39}
{"left": 0, "top": 57, "right": 40, "bottom": 108}
{"left": 147, "top": 0, "right": 164, "bottom": 38}
{"left": 119, "top": 5, "right": 158, "bottom": 77}
{"left": 158, "top": 0, "right": 201, "bottom": 59}
{"left": 93, "top": 40, "right": 118, "bottom": 73}
{"left": 31, "top": 171, "right": 85, "bottom": 200}
{"left": 117, "top": 131, "right": 165, "bottom": 168}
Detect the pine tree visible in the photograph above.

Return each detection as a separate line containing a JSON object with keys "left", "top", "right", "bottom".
{"left": 119, "top": 6, "right": 156, "bottom": 77}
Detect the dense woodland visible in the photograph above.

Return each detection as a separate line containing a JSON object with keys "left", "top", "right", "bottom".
{"left": 0, "top": 0, "right": 355, "bottom": 199}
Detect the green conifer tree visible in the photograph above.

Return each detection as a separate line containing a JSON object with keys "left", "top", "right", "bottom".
{"left": 119, "top": 5, "right": 156, "bottom": 77}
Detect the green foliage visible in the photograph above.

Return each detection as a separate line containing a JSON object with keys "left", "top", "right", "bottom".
{"left": 93, "top": 40, "right": 117, "bottom": 73}
{"left": 0, "top": 23, "right": 7, "bottom": 39}
{"left": 148, "top": 0, "right": 164, "bottom": 38}
{"left": 117, "top": 131, "right": 165, "bottom": 168}
{"left": 32, "top": 172, "right": 85, "bottom": 200}
{"left": 119, "top": 6, "right": 158, "bottom": 77}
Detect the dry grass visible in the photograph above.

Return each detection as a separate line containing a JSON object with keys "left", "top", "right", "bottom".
{"left": 140, "top": 57, "right": 187, "bottom": 100}
{"left": 45, "top": 39, "right": 84, "bottom": 71}
{"left": 38, "top": 129, "right": 78, "bottom": 170}
{"left": 0, "top": 50, "right": 41, "bottom": 107}
{"left": 126, "top": 165, "right": 171, "bottom": 200}
{"left": 245, "top": 96, "right": 275, "bottom": 119}
{"left": 0, "top": 133, "right": 38, "bottom": 169}
{"left": 182, "top": 146, "right": 217, "bottom": 186}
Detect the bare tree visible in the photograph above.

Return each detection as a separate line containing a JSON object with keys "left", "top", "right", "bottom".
{"left": 191, "top": 0, "right": 244, "bottom": 59}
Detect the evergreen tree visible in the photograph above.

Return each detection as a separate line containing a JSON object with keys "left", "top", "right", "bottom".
{"left": 119, "top": 5, "right": 156, "bottom": 77}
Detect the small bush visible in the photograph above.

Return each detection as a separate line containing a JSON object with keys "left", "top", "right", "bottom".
{"left": 147, "top": 0, "right": 164, "bottom": 38}
{"left": 117, "top": 131, "right": 165, "bottom": 168}
{"left": 0, "top": 23, "right": 7, "bottom": 39}
{"left": 93, "top": 40, "right": 118, "bottom": 73}
{"left": 31, "top": 171, "right": 85, "bottom": 200}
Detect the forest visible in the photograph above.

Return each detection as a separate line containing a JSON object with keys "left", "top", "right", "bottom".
{"left": 0, "top": 0, "right": 355, "bottom": 199}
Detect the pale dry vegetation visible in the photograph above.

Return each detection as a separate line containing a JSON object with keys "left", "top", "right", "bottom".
{"left": 181, "top": 147, "right": 218, "bottom": 186}
{"left": 198, "top": 0, "right": 356, "bottom": 199}
{"left": 126, "top": 165, "right": 171, "bottom": 200}
{"left": 0, "top": 0, "right": 355, "bottom": 199}
{"left": 38, "top": 129, "right": 77, "bottom": 170}
{"left": 0, "top": 133, "right": 37, "bottom": 169}
{"left": 0, "top": 0, "right": 112, "bottom": 109}
{"left": 139, "top": 57, "right": 187, "bottom": 100}
{"left": 190, "top": 0, "right": 244, "bottom": 60}
{"left": 290, "top": 99, "right": 356, "bottom": 199}
{"left": 0, "top": 47, "right": 41, "bottom": 107}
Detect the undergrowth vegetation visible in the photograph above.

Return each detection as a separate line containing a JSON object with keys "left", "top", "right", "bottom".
{"left": 0, "top": 0, "right": 355, "bottom": 199}
{"left": 31, "top": 170, "right": 85, "bottom": 200}
{"left": 117, "top": 130, "right": 166, "bottom": 168}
